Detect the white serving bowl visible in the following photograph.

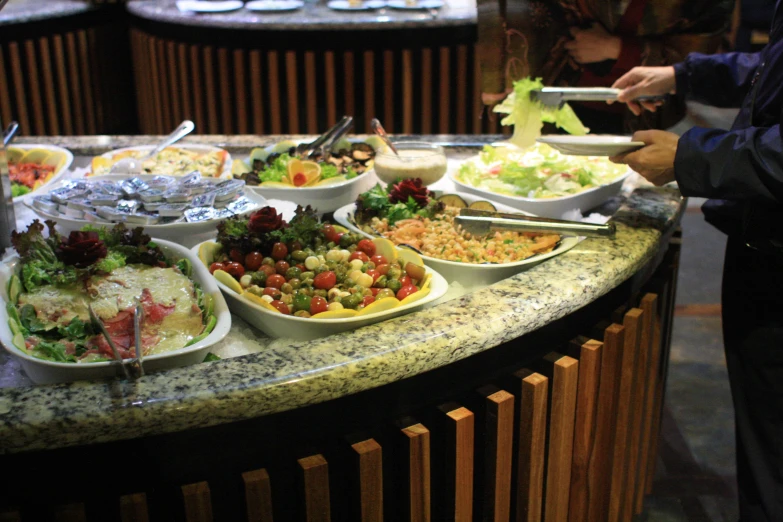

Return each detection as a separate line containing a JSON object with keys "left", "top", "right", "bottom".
{"left": 91, "top": 144, "right": 232, "bottom": 179}
{"left": 8, "top": 144, "right": 74, "bottom": 203}
{"left": 193, "top": 241, "right": 448, "bottom": 340}
{"left": 26, "top": 174, "right": 270, "bottom": 249}
{"left": 334, "top": 191, "right": 580, "bottom": 286}
{"left": 0, "top": 239, "right": 231, "bottom": 384}
{"left": 450, "top": 168, "right": 631, "bottom": 219}
{"left": 247, "top": 172, "right": 377, "bottom": 215}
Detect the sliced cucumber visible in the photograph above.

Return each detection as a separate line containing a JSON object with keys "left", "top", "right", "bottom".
{"left": 270, "top": 140, "right": 297, "bottom": 154}
{"left": 437, "top": 194, "right": 468, "bottom": 208}
{"left": 7, "top": 274, "right": 21, "bottom": 304}
{"left": 177, "top": 258, "right": 193, "bottom": 277}
{"left": 249, "top": 147, "right": 271, "bottom": 165}
{"left": 330, "top": 138, "right": 352, "bottom": 153}
{"left": 6, "top": 302, "right": 21, "bottom": 325}
{"left": 8, "top": 318, "right": 21, "bottom": 336}
{"left": 11, "top": 331, "right": 25, "bottom": 351}
{"left": 468, "top": 200, "right": 497, "bottom": 212}
{"left": 203, "top": 293, "right": 214, "bottom": 318}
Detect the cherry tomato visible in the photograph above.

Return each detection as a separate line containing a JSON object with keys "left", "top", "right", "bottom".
{"left": 399, "top": 275, "right": 412, "bottom": 287}
{"left": 245, "top": 252, "right": 263, "bottom": 271}
{"left": 263, "top": 287, "right": 282, "bottom": 299}
{"left": 349, "top": 251, "right": 370, "bottom": 263}
{"left": 322, "top": 224, "right": 341, "bottom": 244}
{"left": 270, "top": 300, "right": 290, "bottom": 314}
{"left": 225, "top": 262, "right": 245, "bottom": 278}
{"left": 310, "top": 296, "right": 328, "bottom": 315}
{"left": 370, "top": 287, "right": 381, "bottom": 296}
{"left": 296, "top": 263, "right": 306, "bottom": 273}
{"left": 288, "top": 240, "right": 303, "bottom": 253}
{"left": 375, "top": 263, "right": 390, "bottom": 276}
{"left": 266, "top": 274, "right": 286, "bottom": 289}
{"left": 404, "top": 262, "right": 426, "bottom": 281}
{"left": 357, "top": 239, "right": 376, "bottom": 257}
{"left": 370, "top": 255, "right": 387, "bottom": 266}
{"left": 396, "top": 285, "right": 418, "bottom": 301}
{"left": 365, "top": 269, "right": 380, "bottom": 282}
{"left": 258, "top": 265, "right": 276, "bottom": 277}
{"left": 229, "top": 249, "right": 245, "bottom": 263}
{"left": 271, "top": 242, "right": 288, "bottom": 261}
{"left": 209, "top": 262, "right": 225, "bottom": 274}
{"left": 275, "top": 260, "right": 290, "bottom": 275}
{"left": 313, "top": 271, "right": 337, "bottom": 290}
{"left": 362, "top": 295, "right": 375, "bottom": 307}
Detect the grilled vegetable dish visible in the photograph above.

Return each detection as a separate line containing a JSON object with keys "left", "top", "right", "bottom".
{"left": 5, "top": 221, "right": 216, "bottom": 363}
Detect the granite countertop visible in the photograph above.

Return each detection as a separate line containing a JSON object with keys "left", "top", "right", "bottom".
{"left": 0, "top": 0, "right": 95, "bottom": 27}
{"left": 127, "top": 0, "right": 476, "bottom": 31}
{"left": 0, "top": 135, "right": 683, "bottom": 454}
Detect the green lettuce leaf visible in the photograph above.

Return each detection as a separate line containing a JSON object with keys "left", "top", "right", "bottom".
{"left": 257, "top": 153, "right": 291, "bottom": 183}
{"left": 94, "top": 251, "right": 126, "bottom": 273}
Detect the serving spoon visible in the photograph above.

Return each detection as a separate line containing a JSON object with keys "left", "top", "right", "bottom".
{"left": 110, "top": 119, "right": 195, "bottom": 175}
{"left": 370, "top": 118, "right": 399, "bottom": 155}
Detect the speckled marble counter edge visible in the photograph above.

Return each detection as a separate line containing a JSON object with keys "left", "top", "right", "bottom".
{"left": 0, "top": 136, "right": 683, "bottom": 454}
{"left": 0, "top": 0, "right": 95, "bottom": 27}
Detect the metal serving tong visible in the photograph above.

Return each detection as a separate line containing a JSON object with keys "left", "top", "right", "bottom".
{"left": 531, "top": 87, "right": 666, "bottom": 109}
{"left": 455, "top": 208, "right": 616, "bottom": 238}
{"left": 88, "top": 300, "right": 145, "bottom": 380}
{"left": 295, "top": 115, "right": 354, "bottom": 159}
{"left": 2, "top": 121, "right": 19, "bottom": 147}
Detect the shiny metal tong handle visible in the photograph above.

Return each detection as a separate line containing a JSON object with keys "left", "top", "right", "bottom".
{"left": 457, "top": 209, "right": 616, "bottom": 238}
{"left": 534, "top": 87, "right": 667, "bottom": 103}
{"left": 299, "top": 116, "right": 353, "bottom": 158}
{"left": 2, "top": 121, "right": 19, "bottom": 147}
{"left": 146, "top": 120, "right": 195, "bottom": 159}
{"left": 88, "top": 304, "right": 131, "bottom": 380}
{"left": 310, "top": 116, "right": 354, "bottom": 158}
{"left": 133, "top": 299, "right": 144, "bottom": 377}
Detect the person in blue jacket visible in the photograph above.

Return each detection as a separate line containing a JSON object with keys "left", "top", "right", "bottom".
{"left": 609, "top": 3, "right": 783, "bottom": 519}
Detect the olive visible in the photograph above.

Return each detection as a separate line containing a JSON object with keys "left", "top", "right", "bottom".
{"left": 313, "top": 289, "right": 327, "bottom": 298}
{"left": 326, "top": 241, "right": 337, "bottom": 249}
{"left": 339, "top": 234, "right": 355, "bottom": 248}
{"left": 281, "top": 283, "right": 294, "bottom": 294}
{"left": 376, "top": 288, "right": 395, "bottom": 300}
{"left": 352, "top": 285, "right": 365, "bottom": 294}
{"left": 261, "top": 257, "right": 275, "bottom": 267}
{"left": 293, "top": 293, "right": 312, "bottom": 312}
{"left": 373, "top": 275, "right": 387, "bottom": 288}
{"left": 314, "top": 237, "right": 324, "bottom": 247}
{"left": 285, "top": 267, "right": 302, "bottom": 280}
{"left": 300, "top": 271, "right": 315, "bottom": 280}
{"left": 386, "top": 278, "right": 402, "bottom": 292}
{"left": 342, "top": 293, "right": 362, "bottom": 309}
{"left": 313, "top": 264, "right": 329, "bottom": 275}
{"left": 288, "top": 277, "right": 302, "bottom": 290}
{"left": 362, "top": 288, "right": 373, "bottom": 297}
{"left": 301, "top": 278, "right": 314, "bottom": 289}
{"left": 361, "top": 261, "right": 376, "bottom": 271}
{"left": 291, "top": 250, "right": 308, "bottom": 262}
{"left": 251, "top": 271, "right": 268, "bottom": 286}
{"left": 387, "top": 265, "right": 403, "bottom": 279}
{"left": 294, "top": 310, "right": 311, "bottom": 318}
{"left": 326, "top": 260, "right": 339, "bottom": 270}
{"left": 315, "top": 245, "right": 328, "bottom": 255}
{"left": 344, "top": 278, "right": 355, "bottom": 287}
{"left": 298, "top": 287, "right": 313, "bottom": 297}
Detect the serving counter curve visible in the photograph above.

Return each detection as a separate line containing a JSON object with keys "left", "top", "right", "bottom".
{"left": 0, "top": 135, "right": 683, "bottom": 522}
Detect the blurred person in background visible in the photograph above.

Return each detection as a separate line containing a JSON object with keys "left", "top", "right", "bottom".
{"left": 480, "top": 0, "right": 734, "bottom": 133}
{"left": 608, "top": 2, "right": 783, "bottom": 518}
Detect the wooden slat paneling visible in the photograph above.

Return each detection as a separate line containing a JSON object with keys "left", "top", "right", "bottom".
{"left": 147, "top": 35, "right": 163, "bottom": 133}
{"left": 218, "top": 47, "right": 232, "bottom": 132}
{"left": 402, "top": 423, "right": 431, "bottom": 522}
{"left": 178, "top": 43, "right": 192, "bottom": 130}
{"left": 76, "top": 30, "right": 96, "bottom": 134}
{"left": 156, "top": 39, "right": 172, "bottom": 132}
{"left": 635, "top": 293, "right": 660, "bottom": 513}
{"left": 299, "top": 454, "right": 331, "bottom": 522}
{"left": 586, "top": 323, "right": 624, "bottom": 522}
{"left": 479, "top": 386, "right": 514, "bottom": 522}
{"left": 438, "top": 46, "right": 450, "bottom": 133}
{"left": 285, "top": 50, "right": 299, "bottom": 134}
{"left": 167, "top": 42, "right": 182, "bottom": 124}
{"left": 543, "top": 355, "right": 579, "bottom": 522}
{"left": 567, "top": 339, "right": 603, "bottom": 522}
{"left": 324, "top": 51, "right": 337, "bottom": 127}
{"left": 514, "top": 370, "right": 548, "bottom": 522}
{"left": 0, "top": 45, "right": 15, "bottom": 132}
{"left": 363, "top": 51, "right": 374, "bottom": 133}
{"left": 233, "top": 49, "right": 248, "bottom": 134}
{"left": 440, "top": 405, "right": 474, "bottom": 522}
{"left": 304, "top": 51, "right": 318, "bottom": 133}
{"left": 456, "top": 44, "right": 468, "bottom": 134}
{"left": 421, "top": 48, "right": 432, "bottom": 134}
{"left": 344, "top": 51, "right": 356, "bottom": 128}
{"left": 0, "top": 510, "right": 21, "bottom": 522}
{"left": 645, "top": 284, "right": 669, "bottom": 496}
{"left": 243, "top": 468, "right": 274, "bottom": 522}
{"left": 608, "top": 310, "right": 643, "bottom": 522}
{"left": 203, "top": 46, "right": 219, "bottom": 133}
{"left": 267, "top": 51, "right": 282, "bottom": 134}
{"left": 52, "top": 35, "right": 73, "bottom": 134}
{"left": 249, "top": 49, "right": 265, "bottom": 134}
{"left": 352, "top": 439, "right": 384, "bottom": 522}
{"left": 182, "top": 481, "right": 213, "bottom": 522}
{"left": 383, "top": 50, "right": 394, "bottom": 132}
{"left": 402, "top": 49, "right": 414, "bottom": 134}
{"left": 120, "top": 493, "right": 150, "bottom": 522}
{"left": 54, "top": 503, "right": 86, "bottom": 522}
{"left": 7, "top": 42, "right": 30, "bottom": 134}
{"left": 37, "top": 37, "right": 60, "bottom": 135}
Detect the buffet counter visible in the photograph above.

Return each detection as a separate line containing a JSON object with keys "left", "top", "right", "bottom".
{"left": 0, "top": 135, "right": 683, "bottom": 521}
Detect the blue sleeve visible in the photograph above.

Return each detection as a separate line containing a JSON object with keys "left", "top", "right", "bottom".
{"left": 674, "top": 52, "right": 763, "bottom": 107}
{"left": 675, "top": 124, "right": 783, "bottom": 204}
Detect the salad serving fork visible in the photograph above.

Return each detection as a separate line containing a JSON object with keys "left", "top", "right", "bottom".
{"left": 454, "top": 208, "right": 616, "bottom": 238}
{"left": 87, "top": 301, "right": 146, "bottom": 380}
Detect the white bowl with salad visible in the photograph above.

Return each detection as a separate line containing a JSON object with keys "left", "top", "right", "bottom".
{"left": 7, "top": 144, "right": 73, "bottom": 201}
{"left": 231, "top": 138, "right": 382, "bottom": 214}
{"left": 0, "top": 221, "right": 230, "bottom": 384}
{"left": 451, "top": 143, "right": 631, "bottom": 218}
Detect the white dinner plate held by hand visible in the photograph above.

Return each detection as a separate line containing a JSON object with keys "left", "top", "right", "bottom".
{"left": 537, "top": 135, "right": 645, "bottom": 156}
{"left": 245, "top": 0, "right": 304, "bottom": 11}
{"left": 176, "top": 0, "right": 244, "bottom": 12}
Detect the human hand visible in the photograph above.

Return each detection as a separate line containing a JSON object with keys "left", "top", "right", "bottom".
{"left": 564, "top": 23, "right": 622, "bottom": 64}
{"left": 610, "top": 66, "right": 676, "bottom": 115}
{"left": 609, "top": 130, "right": 678, "bottom": 186}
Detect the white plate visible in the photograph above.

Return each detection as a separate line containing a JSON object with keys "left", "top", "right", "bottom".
{"left": 450, "top": 160, "right": 632, "bottom": 219}
{"left": 0, "top": 239, "right": 231, "bottom": 384}
{"left": 92, "top": 144, "right": 232, "bottom": 179}
{"left": 176, "top": 0, "right": 244, "bottom": 12}
{"left": 334, "top": 191, "right": 580, "bottom": 286}
{"left": 7, "top": 144, "right": 74, "bottom": 203}
{"left": 26, "top": 174, "right": 270, "bottom": 249}
{"left": 536, "top": 135, "right": 644, "bottom": 156}
{"left": 193, "top": 241, "right": 448, "bottom": 340}
{"left": 327, "top": 0, "right": 386, "bottom": 10}
{"left": 386, "top": 0, "right": 444, "bottom": 8}
{"left": 245, "top": 0, "right": 304, "bottom": 10}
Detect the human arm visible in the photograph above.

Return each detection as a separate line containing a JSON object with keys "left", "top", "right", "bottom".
{"left": 673, "top": 51, "right": 763, "bottom": 108}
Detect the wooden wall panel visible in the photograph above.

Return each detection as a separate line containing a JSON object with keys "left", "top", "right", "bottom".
{"left": 440, "top": 406, "right": 474, "bottom": 522}
{"left": 243, "top": 469, "right": 274, "bottom": 522}
{"left": 402, "top": 423, "right": 431, "bottom": 522}
{"left": 514, "top": 370, "right": 548, "bottom": 522}
{"left": 119, "top": 493, "right": 149, "bottom": 522}
{"left": 299, "top": 455, "right": 331, "bottom": 522}
{"left": 479, "top": 386, "right": 514, "bottom": 522}
{"left": 352, "top": 439, "right": 384, "bottom": 522}
{"left": 182, "top": 482, "right": 213, "bottom": 522}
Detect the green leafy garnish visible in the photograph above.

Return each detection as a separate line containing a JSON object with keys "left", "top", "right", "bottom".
{"left": 11, "top": 184, "right": 31, "bottom": 198}
{"left": 269, "top": 206, "right": 322, "bottom": 246}
{"left": 257, "top": 153, "right": 291, "bottom": 183}
{"left": 19, "top": 304, "right": 47, "bottom": 333}
{"left": 203, "top": 352, "right": 221, "bottom": 362}
{"left": 320, "top": 164, "right": 340, "bottom": 180}
{"left": 33, "top": 340, "right": 74, "bottom": 363}
{"left": 94, "top": 251, "right": 126, "bottom": 273}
